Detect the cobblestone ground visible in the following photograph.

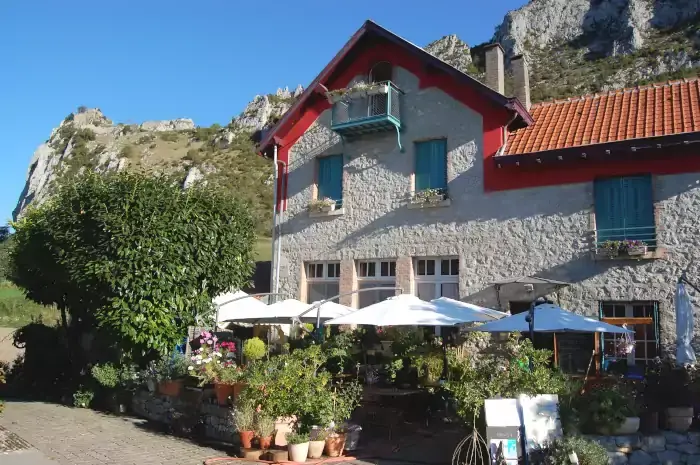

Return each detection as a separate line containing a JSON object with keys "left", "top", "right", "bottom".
{"left": 0, "top": 400, "right": 229, "bottom": 465}
{"left": 0, "top": 401, "right": 388, "bottom": 465}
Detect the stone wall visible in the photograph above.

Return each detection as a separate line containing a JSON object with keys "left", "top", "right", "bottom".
{"left": 276, "top": 63, "right": 700, "bottom": 354}
{"left": 589, "top": 431, "right": 700, "bottom": 465}
{"left": 132, "top": 390, "right": 237, "bottom": 444}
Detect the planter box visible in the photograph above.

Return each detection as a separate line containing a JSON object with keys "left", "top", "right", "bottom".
{"left": 597, "top": 417, "right": 640, "bottom": 435}
{"left": 158, "top": 379, "right": 184, "bottom": 397}
{"left": 366, "top": 84, "right": 389, "bottom": 96}
{"left": 427, "top": 194, "right": 444, "bottom": 203}
{"left": 625, "top": 246, "right": 648, "bottom": 256}
{"left": 320, "top": 204, "right": 336, "bottom": 213}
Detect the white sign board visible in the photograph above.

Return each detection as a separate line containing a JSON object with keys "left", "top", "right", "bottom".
{"left": 518, "top": 394, "right": 562, "bottom": 452}
{"left": 484, "top": 398, "right": 521, "bottom": 427}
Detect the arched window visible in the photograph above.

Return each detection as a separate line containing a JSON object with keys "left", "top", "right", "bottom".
{"left": 369, "top": 61, "right": 392, "bottom": 83}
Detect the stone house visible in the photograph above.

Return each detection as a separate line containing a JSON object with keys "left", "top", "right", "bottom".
{"left": 258, "top": 20, "right": 700, "bottom": 374}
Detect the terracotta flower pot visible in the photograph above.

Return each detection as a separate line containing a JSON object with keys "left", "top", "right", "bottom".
{"left": 288, "top": 442, "right": 309, "bottom": 462}
{"left": 308, "top": 440, "right": 325, "bottom": 459}
{"left": 214, "top": 383, "right": 237, "bottom": 406}
{"left": 239, "top": 430, "right": 255, "bottom": 449}
{"left": 157, "top": 379, "right": 183, "bottom": 397}
{"left": 324, "top": 433, "right": 346, "bottom": 457}
{"left": 258, "top": 435, "right": 273, "bottom": 450}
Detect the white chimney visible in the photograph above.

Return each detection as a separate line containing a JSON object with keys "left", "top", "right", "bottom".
{"left": 484, "top": 43, "right": 505, "bottom": 95}
{"left": 512, "top": 54, "right": 531, "bottom": 110}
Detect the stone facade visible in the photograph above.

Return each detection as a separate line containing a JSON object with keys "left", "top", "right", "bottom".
{"left": 132, "top": 389, "right": 237, "bottom": 444}
{"left": 589, "top": 431, "right": 700, "bottom": 465}
{"left": 276, "top": 64, "right": 700, "bottom": 354}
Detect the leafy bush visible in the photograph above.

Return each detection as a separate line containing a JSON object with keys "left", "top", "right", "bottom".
{"left": 255, "top": 414, "right": 276, "bottom": 437}
{"left": 91, "top": 363, "right": 119, "bottom": 388}
{"left": 576, "top": 384, "right": 637, "bottom": 433}
{"left": 530, "top": 436, "right": 608, "bottom": 465}
{"left": 73, "top": 387, "right": 94, "bottom": 408}
{"left": 445, "top": 334, "right": 569, "bottom": 424}
{"left": 159, "top": 132, "right": 179, "bottom": 142}
{"left": 10, "top": 172, "right": 257, "bottom": 363}
{"left": 232, "top": 401, "right": 256, "bottom": 431}
{"left": 243, "top": 337, "right": 266, "bottom": 362}
{"left": 119, "top": 145, "right": 137, "bottom": 160}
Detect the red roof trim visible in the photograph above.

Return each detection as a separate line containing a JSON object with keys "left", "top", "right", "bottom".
{"left": 258, "top": 20, "right": 531, "bottom": 154}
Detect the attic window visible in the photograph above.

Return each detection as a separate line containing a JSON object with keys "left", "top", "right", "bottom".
{"left": 369, "top": 61, "right": 392, "bottom": 83}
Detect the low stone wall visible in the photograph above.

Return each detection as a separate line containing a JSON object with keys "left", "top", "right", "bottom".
{"left": 587, "top": 431, "right": 700, "bottom": 465}
{"left": 132, "top": 389, "right": 237, "bottom": 444}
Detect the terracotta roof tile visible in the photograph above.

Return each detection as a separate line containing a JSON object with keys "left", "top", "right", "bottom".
{"left": 504, "top": 77, "right": 700, "bottom": 155}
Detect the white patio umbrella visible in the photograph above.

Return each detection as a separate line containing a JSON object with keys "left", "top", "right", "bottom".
{"left": 468, "top": 303, "right": 632, "bottom": 334}
{"left": 214, "top": 291, "right": 269, "bottom": 327}
{"left": 221, "top": 298, "right": 352, "bottom": 324}
{"left": 430, "top": 297, "right": 508, "bottom": 322}
{"left": 325, "top": 294, "right": 488, "bottom": 327}
{"left": 675, "top": 282, "right": 697, "bottom": 364}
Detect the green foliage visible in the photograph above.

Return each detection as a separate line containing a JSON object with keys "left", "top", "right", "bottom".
{"left": 218, "top": 365, "right": 243, "bottom": 384}
{"left": 530, "top": 436, "right": 608, "bottom": 465}
{"left": 444, "top": 334, "right": 569, "bottom": 424}
{"left": 0, "top": 283, "right": 59, "bottom": 328}
{"left": 72, "top": 387, "right": 94, "bottom": 408}
{"left": 184, "top": 149, "right": 205, "bottom": 164}
{"left": 232, "top": 399, "right": 256, "bottom": 431}
{"left": 286, "top": 431, "right": 309, "bottom": 444}
{"left": 137, "top": 135, "right": 155, "bottom": 145}
{"left": 10, "top": 171, "right": 257, "bottom": 362}
{"left": 91, "top": 363, "right": 119, "bottom": 388}
{"left": 255, "top": 413, "right": 276, "bottom": 437}
{"left": 159, "top": 131, "right": 179, "bottom": 142}
{"left": 576, "top": 384, "right": 637, "bottom": 433}
{"left": 243, "top": 337, "right": 267, "bottom": 362}
{"left": 191, "top": 124, "right": 221, "bottom": 142}
{"left": 410, "top": 351, "right": 443, "bottom": 383}
{"left": 119, "top": 145, "right": 138, "bottom": 160}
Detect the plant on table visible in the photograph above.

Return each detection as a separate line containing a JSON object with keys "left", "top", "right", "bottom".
{"left": 187, "top": 331, "right": 236, "bottom": 386}
{"left": 286, "top": 431, "right": 310, "bottom": 444}
{"left": 243, "top": 337, "right": 267, "bottom": 362}
{"left": 444, "top": 333, "right": 569, "bottom": 426}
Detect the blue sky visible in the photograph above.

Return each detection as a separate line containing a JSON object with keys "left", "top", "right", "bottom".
{"left": 0, "top": 1, "right": 524, "bottom": 223}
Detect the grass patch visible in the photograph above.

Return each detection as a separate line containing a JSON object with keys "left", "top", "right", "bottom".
{"left": 255, "top": 237, "right": 272, "bottom": 262}
{"left": 0, "top": 282, "right": 60, "bottom": 328}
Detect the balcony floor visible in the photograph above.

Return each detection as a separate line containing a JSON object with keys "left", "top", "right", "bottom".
{"left": 331, "top": 114, "right": 401, "bottom": 137}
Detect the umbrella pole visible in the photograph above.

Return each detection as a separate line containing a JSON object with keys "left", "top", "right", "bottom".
{"left": 527, "top": 301, "right": 535, "bottom": 371}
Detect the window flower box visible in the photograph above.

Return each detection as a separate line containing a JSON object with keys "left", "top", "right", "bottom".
{"left": 325, "top": 82, "right": 389, "bottom": 104}
{"left": 412, "top": 188, "right": 447, "bottom": 205}
{"left": 309, "top": 198, "right": 337, "bottom": 213}
{"left": 598, "top": 240, "right": 649, "bottom": 258}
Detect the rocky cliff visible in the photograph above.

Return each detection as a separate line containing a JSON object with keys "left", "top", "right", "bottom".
{"left": 13, "top": 0, "right": 700, "bottom": 223}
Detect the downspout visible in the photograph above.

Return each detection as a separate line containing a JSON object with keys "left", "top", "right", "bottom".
{"left": 274, "top": 160, "right": 287, "bottom": 301}
{"left": 270, "top": 144, "right": 279, "bottom": 303}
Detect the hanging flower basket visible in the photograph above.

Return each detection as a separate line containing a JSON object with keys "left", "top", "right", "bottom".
{"left": 366, "top": 83, "right": 389, "bottom": 96}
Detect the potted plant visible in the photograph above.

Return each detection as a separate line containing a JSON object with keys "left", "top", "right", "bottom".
{"left": 286, "top": 431, "right": 310, "bottom": 462}
{"left": 621, "top": 239, "right": 647, "bottom": 256}
{"left": 599, "top": 240, "right": 621, "bottom": 258}
{"left": 243, "top": 337, "right": 267, "bottom": 363}
{"left": 309, "top": 198, "right": 336, "bottom": 213}
{"left": 308, "top": 429, "right": 328, "bottom": 459}
{"left": 325, "top": 88, "right": 349, "bottom": 104}
{"left": 324, "top": 381, "right": 363, "bottom": 457}
{"left": 366, "top": 82, "right": 390, "bottom": 96}
{"left": 413, "top": 188, "right": 445, "bottom": 205}
{"left": 216, "top": 364, "right": 243, "bottom": 405}
{"left": 255, "top": 414, "right": 276, "bottom": 450}
{"left": 233, "top": 404, "right": 256, "bottom": 449}
{"left": 347, "top": 82, "right": 370, "bottom": 99}
{"left": 188, "top": 332, "right": 238, "bottom": 405}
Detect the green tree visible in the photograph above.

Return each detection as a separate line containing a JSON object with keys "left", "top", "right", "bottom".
{"left": 10, "top": 171, "right": 256, "bottom": 362}
{"left": 0, "top": 226, "right": 11, "bottom": 281}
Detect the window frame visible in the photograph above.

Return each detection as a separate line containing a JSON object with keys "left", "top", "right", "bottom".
{"left": 414, "top": 257, "right": 460, "bottom": 335}
{"left": 316, "top": 154, "right": 344, "bottom": 207}
{"left": 356, "top": 259, "right": 397, "bottom": 308}
{"left": 599, "top": 300, "right": 659, "bottom": 371}
{"left": 306, "top": 261, "right": 341, "bottom": 281}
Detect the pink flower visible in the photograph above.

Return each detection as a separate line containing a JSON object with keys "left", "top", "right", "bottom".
{"left": 207, "top": 339, "right": 213, "bottom": 344}
{"left": 199, "top": 339, "right": 205, "bottom": 344}
{"left": 212, "top": 336, "right": 218, "bottom": 342}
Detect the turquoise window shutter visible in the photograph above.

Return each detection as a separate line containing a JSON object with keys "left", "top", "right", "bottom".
{"left": 318, "top": 155, "right": 343, "bottom": 202}
{"left": 415, "top": 139, "right": 447, "bottom": 191}
{"left": 622, "top": 175, "right": 654, "bottom": 244}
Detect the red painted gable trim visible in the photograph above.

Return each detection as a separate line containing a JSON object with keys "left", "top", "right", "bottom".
{"left": 270, "top": 40, "right": 513, "bottom": 211}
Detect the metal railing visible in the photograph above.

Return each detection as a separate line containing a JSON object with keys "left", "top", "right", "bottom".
{"left": 331, "top": 81, "right": 401, "bottom": 126}
{"left": 594, "top": 225, "right": 657, "bottom": 253}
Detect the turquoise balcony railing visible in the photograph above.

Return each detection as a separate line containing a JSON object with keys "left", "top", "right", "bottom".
{"left": 595, "top": 225, "right": 657, "bottom": 256}
{"left": 330, "top": 81, "right": 403, "bottom": 149}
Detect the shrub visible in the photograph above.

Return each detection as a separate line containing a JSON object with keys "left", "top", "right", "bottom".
{"left": 286, "top": 431, "right": 309, "bottom": 445}
{"left": 77, "top": 106, "right": 88, "bottom": 114}
{"left": 255, "top": 414, "right": 276, "bottom": 437}
{"left": 65, "top": 113, "right": 75, "bottom": 122}
{"left": 119, "top": 145, "right": 138, "bottom": 160}
{"left": 243, "top": 337, "right": 266, "bottom": 362}
{"left": 530, "top": 436, "right": 608, "bottom": 465}
{"left": 232, "top": 401, "right": 256, "bottom": 431}
{"left": 159, "top": 132, "right": 179, "bottom": 142}
{"left": 73, "top": 387, "right": 94, "bottom": 408}
{"left": 91, "top": 363, "right": 119, "bottom": 388}
{"left": 576, "top": 384, "right": 637, "bottom": 433}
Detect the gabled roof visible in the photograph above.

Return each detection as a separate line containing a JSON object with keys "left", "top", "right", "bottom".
{"left": 504, "top": 77, "right": 700, "bottom": 156}
{"left": 258, "top": 20, "right": 532, "bottom": 154}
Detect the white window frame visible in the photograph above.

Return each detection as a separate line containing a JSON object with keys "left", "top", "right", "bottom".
{"left": 600, "top": 301, "right": 658, "bottom": 368}
{"left": 414, "top": 257, "right": 460, "bottom": 335}
{"left": 306, "top": 261, "right": 341, "bottom": 281}
{"left": 356, "top": 259, "right": 396, "bottom": 308}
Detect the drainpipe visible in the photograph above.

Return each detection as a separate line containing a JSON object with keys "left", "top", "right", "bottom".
{"left": 270, "top": 144, "right": 279, "bottom": 302}
{"left": 274, "top": 160, "right": 287, "bottom": 301}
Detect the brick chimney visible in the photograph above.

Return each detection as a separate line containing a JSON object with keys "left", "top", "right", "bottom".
{"left": 512, "top": 54, "right": 531, "bottom": 110}
{"left": 484, "top": 43, "right": 505, "bottom": 95}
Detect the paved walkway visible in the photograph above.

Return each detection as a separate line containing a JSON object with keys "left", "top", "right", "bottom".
{"left": 0, "top": 401, "right": 226, "bottom": 465}
{"left": 0, "top": 401, "right": 394, "bottom": 465}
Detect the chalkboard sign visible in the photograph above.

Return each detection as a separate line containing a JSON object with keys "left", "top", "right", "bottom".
{"left": 557, "top": 333, "right": 595, "bottom": 374}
